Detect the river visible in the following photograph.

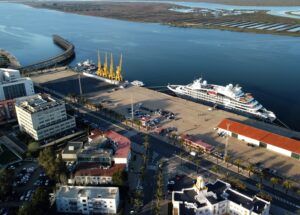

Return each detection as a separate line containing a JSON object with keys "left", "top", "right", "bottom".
{"left": 0, "top": 3, "right": 300, "bottom": 130}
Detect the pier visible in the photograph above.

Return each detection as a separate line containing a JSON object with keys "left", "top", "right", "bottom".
{"left": 20, "top": 35, "right": 75, "bottom": 73}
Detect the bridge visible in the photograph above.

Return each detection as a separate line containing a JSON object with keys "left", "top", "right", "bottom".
{"left": 20, "top": 35, "right": 75, "bottom": 73}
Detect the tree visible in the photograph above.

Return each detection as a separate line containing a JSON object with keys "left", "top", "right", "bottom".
{"left": 0, "top": 169, "right": 14, "bottom": 201}
{"left": 256, "top": 182, "right": 263, "bottom": 192}
{"left": 143, "top": 135, "right": 149, "bottom": 151}
{"left": 246, "top": 163, "right": 255, "bottom": 177}
{"left": 195, "top": 159, "right": 201, "bottom": 173}
{"left": 224, "top": 155, "right": 231, "bottom": 168}
{"left": 211, "top": 165, "right": 219, "bottom": 173}
{"left": 270, "top": 177, "right": 279, "bottom": 189}
{"left": 234, "top": 159, "right": 242, "bottom": 173}
{"left": 112, "top": 170, "right": 128, "bottom": 186}
{"left": 283, "top": 180, "right": 293, "bottom": 194}
{"left": 18, "top": 188, "right": 50, "bottom": 215}
{"left": 27, "top": 141, "right": 40, "bottom": 157}
{"left": 38, "top": 147, "right": 65, "bottom": 181}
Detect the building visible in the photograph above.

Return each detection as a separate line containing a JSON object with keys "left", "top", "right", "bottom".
{"left": 217, "top": 119, "right": 300, "bottom": 160}
{"left": 0, "top": 68, "right": 34, "bottom": 100}
{"left": 62, "top": 140, "right": 84, "bottom": 161}
{"left": 181, "top": 134, "right": 214, "bottom": 153}
{"left": 56, "top": 186, "right": 119, "bottom": 214}
{"left": 71, "top": 163, "right": 126, "bottom": 185}
{"left": 15, "top": 93, "right": 76, "bottom": 141}
{"left": 172, "top": 176, "right": 270, "bottom": 215}
{"left": 77, "top": 148, "right": 113, "bottom": 166}
{"left": 0, "top": 99, "right": 16, "bottom": 123}
{"left": 88, "top": 129, "right": 131, "bottom": 166}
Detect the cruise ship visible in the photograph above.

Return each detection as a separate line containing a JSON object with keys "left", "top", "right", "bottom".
{"left": 167, "top": 78, "right": 276, "bottom": 122}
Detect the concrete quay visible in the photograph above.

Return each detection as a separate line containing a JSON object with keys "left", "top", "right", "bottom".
{"left": 31, "top": 69, "right": 300, "bottom": 181}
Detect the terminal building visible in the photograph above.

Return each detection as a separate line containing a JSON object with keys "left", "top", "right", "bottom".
{"left": 55, "top": 186, "right": 119, "bottom": 214}
{"left": 172, "top": 176, "right": 270, "bottom": 215}
{"left": 15, "top": 93, "right": 76, "bottom": 141}
{"left": 217, "top": 119, "right": 300, "bottom": 160}
{"left": 0, "top": 68, "right": 34, "bottom": 100}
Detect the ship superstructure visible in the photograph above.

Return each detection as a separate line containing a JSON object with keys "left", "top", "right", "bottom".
{"left": 167, "top": 78, "right": 276, "bottom": 121}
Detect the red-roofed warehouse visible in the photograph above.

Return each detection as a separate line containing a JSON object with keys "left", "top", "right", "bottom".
{"left": 217, "top": 119, "right": 300, "bottom": 160}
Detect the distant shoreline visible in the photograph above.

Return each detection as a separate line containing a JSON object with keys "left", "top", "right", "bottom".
{"left": 2, "top": 0, "right": 300, "bottom": 7}
{"left": 20, "top": 1, "right": 300, "bottom": 37}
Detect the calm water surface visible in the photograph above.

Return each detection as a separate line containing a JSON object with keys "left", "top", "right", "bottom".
{"left": 0, "top": 3, "right": 300, "bottom": 130}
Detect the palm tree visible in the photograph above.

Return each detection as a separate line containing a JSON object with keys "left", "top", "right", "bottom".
{"left": 256, "top": 182, "right": 263, "bottom": 192}
{"left": 195, "top": 159, "right": 201, "bottom": 173}
{"left": 234, "top": 159, "right": 242, "bottom": 173}
{"left": 270, "top": 177, "right": 279, "bottom": 189}
{"left": 246, "top": 163, "right": 255, "bottom": 177}
{"left": 283, "top": 180, "right": 293, "bottom": 194}
{"left": 211, "top": 165, "right": 219, "bottom": 173}
{"left": 214, "top": 146, "right": 222, "bottom": 165}
{"left": 224, "top": 155, "right": 231, "bottom": 168}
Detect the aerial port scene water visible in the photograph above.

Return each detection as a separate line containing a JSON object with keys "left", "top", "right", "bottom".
{"left": 0, "top": 0, "right": 300, "bottom": 215}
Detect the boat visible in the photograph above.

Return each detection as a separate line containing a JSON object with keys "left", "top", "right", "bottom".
{"left": 131, "top": 80, "right": 144, "bottom": 87}
{"left": 167, "top": 78, "right": 276, "bottom": 122}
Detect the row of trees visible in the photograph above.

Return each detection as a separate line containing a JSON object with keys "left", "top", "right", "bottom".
{"left": 0, "top": 168, "right": 14, "bottom": 201}
{"left": 37, "top": 147, "right": 67, "bottom": 183}
{"left": 154, "top": 160, "right": 164, "bottom": 215}
{"left": 173, "top": 136, "right": 298, "bottom": 196}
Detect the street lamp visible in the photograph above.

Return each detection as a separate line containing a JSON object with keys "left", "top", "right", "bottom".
{"left": 224, "top": 123, "right": 230, "bottom": 161}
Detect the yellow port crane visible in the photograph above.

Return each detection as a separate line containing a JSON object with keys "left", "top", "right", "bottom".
{"left": 102, "top": 52, "right": 109, "bottom": 78}
{"left": 108, "top": 53, "right": 115, "bottom": 80}
{"left": 96, "top": 50, "right": 103, "bottom": 76}
{"left": 115, "top": 54, "right": 123, "bottom": 81}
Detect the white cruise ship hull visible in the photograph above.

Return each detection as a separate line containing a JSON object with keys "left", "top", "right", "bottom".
{"left": 167, "top": 84, "right": 276, "bottom": 122}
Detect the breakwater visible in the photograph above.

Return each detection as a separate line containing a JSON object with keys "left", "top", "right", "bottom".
{"left": 20, "top": 35, "right": 75, "bottom": 73}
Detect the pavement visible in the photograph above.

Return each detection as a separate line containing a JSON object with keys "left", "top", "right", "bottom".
{"left": 34, "top": 78, "right": 300, "bottom": 215}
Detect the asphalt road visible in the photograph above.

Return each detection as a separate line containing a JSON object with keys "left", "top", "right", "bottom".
{"left": 38, "top": 86, "right": 300, "bottom": 215}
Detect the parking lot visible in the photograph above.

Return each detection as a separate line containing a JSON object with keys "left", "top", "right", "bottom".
{"left": 5, "top": 161, "right": 50, "bottom": 204}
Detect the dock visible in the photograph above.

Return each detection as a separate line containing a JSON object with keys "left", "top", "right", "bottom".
{"left": 31, "top": 69, "right": 300, "bottom": 181}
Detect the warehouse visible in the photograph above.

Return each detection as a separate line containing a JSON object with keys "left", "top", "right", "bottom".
{"left": 217, "top": 119, "right": 300, "bottom": 160}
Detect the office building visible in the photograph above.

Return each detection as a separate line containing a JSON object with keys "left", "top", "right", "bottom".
{"left": 0, "top": 68, "right": 34, "bottom": 100}
{"left": 15, "top": 93, "right": 76, "bottom": 141}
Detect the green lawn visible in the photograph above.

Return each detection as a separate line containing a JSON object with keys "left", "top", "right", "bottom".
{"left": 0, "top": 144, "right": 20, "bottom": 165}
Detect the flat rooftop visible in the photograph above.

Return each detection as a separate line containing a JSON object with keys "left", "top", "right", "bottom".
{"left": 56, "top": 186, "right": 118, "bottom": 199}
{"left": 16, "top": 93, "right": 62, "bottom": 113}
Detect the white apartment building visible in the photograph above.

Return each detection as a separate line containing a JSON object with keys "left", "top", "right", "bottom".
{"left": 15, "top": 93, "right": 76, "bottom": 141}
{"left": 56, "top": 186, "right": 119, "bottom": 214}
{"left": 172, "top": 176, "right": 270, "bottom": 215}
{"left": 0, "top": 68, "right": 34, "bottom": 100}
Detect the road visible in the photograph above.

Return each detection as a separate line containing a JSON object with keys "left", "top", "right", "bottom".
{"left": 37, "top": 86, "right": 300, "bottom": 215}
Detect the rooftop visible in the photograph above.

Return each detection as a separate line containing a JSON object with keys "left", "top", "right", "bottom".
{"left": 56, "top": 185, "right": 118, "bottom": 199}
{"left": 105, "top": 130, "right": 131, "bottom": 158}
{"left": 173, "top": 178, "right": 270, "bottom": 214}
{"left": 218, "top": 118, "right": 300, "bottom": 154}
{"left": 62, "top": 141, "right": 84, "bottom": 155}
{"left": 181, "top": 134, "right": 214, "bottom": 151}
{"left": 16, "top": 93, "right": 62, "bottom": 114}
{"left": 75, "top": 163, "right": 126, "bottom": 177}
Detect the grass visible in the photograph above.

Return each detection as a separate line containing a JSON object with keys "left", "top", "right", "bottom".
{"left": 0, "top": 144, "right": 20, "bottom": 165}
